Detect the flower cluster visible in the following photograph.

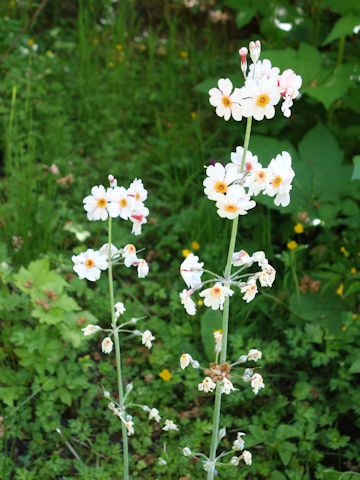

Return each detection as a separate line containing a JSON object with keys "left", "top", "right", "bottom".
{"left": 179, "top": 250, "right": 275, "bottom": 314}
{"left": 204, "top": 148, "right": 295, "bottom": 217}
{"left": 209, "top": 41, "right": 302, "bottom": 122}
{"left": 83, "top": 176, "right": 149, "bottom": 235}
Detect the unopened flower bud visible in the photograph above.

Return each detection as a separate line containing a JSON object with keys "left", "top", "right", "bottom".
{"left": 182, "top": 447, "right": 192, "bottom": 456}
{"left": 239, "top": 46, "right": 248, "bottom": 76}
{"left": 230, "top": 456, "right": 240, "bottom": 466}
{"left": 103, "top": 390, "right": 110, "bottom": 398}
{"left": 249, "top": 40, "right": 261, "bottom": 63}
{"left": 126, "top": 383, "right": 133, "bottom": 393}
{"left": 108, "top": 174, "right": 117, "bottom": 187}
{"left": 218, "top": 427, "right": 226, "bottom": 440}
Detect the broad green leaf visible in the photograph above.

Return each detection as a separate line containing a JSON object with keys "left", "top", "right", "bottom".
{"left": 275, "top": 424, "right": 300, "bottom": 441}
{"left": 349, "top": 359, "right": 360, "bottom": 374}
{"left": 293, "top": 381, "right": 311, "bottom": 400}
{"left": 235, "top": 6, "right": 257, "bottom": 28}
{"left": 323, "top": 15, "right": 360, "bottom": 45}
{"left": 324, "top": 0, "right": 360, "bottom": 15}
{"left": 277, "top": 441, "right": 296, "bottom": 465}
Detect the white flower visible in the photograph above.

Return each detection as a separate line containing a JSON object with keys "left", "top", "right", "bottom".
{"left": 228, "top": 146, "right": 260, "bottom": 176}
{"left": 179, "top": 289, "right": 197, "bottom": 315}
{"left": 141, "top": 330, "right": 155, "bottom": 349}
{"left": 182, "top": 447, "right": 192, "bottom": 456}
{"left": 257, "top": 265, "right": 276, "bottom": 287}
{"left": 221, "top": 378, "right": 237, "bottom": 394}
{"left": 108, "top": 174, "right": 117, "bottom": 187}
{"left": 114, "top": 302, "right": 126, "bottom": 319}
{"left": 265, "top": 151, "right": 295, "bottom": 207}
{"left": 180, "top": 253, "right": 204, "bottom": 288}
{"left": 198, "top": 377, "right": 216, "bottom": 393}
{"left": 83, "top": 185, "right": 111, "bottom": 221}
{"left": 241, "top": 278, "right": 258, "bottom": 303}
{"left": 233, "top": 432, "right": 246, "bottom": 451}
{"left": 99, "top": 242, "right": 119, "bottom": 259}
{"left": 180, "top": 353, "right": 200, "bottom": 369}
{"left": 232, "top": 250, "right": 253, "bottom": 268}
{"left": 230, "top": 456, "right": 240, "bottom": 466}
{"left": 215, "top": 185, "right": 256, "bottom": 219}
{"left": 103, "top": 390, "right": 110, "bottom": 398}
{"left": 122, "top": 244, "right": 138, "bottom": 267}
{"left": 241, "top": 77, "right": 281, "bottom": 121}
{"left": 127, "top": 178, "right": 147, "bottom": 204}
{"left": 279, "top": 69, "right": 302, "bottom": 118}
{"left": 125, "top": 418, "right": 135, "bottom": 436}
{"left": 249, "top": 59, "right": 280, "bottom": 81}
{"left": 129, "top": 204, "right": 149, "bottom": 235}
{"left": 162, "top": 419, "right": 178, "bottom": 431}
{"left": 102, "top": 337, "right": 113, "bottom": 354}
{"left": 72, "top": 249, "right": 108, "bottom": 282}
{"left": 158, "top": 458, "right": 167, "bottom": 465}
{"left": 137, "top": 259, "right": 149, "bottom": 278}
{"left": 251, "top": 373, "right": 265, "bottom": 394}
{"left": 209, "top": 78, "right": 243, "bottom": 121}
{"left": 199, "top": 283, "right": 234, "bottom": 310}
{"left": 252, "top": 251, "right": 268, "bottom": 268}
{"left": 82, "top": 324, "right": 101, "bottom": 336}
{"left": 245, "top": 166, "right": 268, "bottom": 196}
{"left": 148, "top": 408, "right": 161, "bottom": 422}
{"left": 214, "top": 330, "right": 222, "bottom": 353}
{"left": 247, "top": 349, "right": 262, "bottom": 362}
{"left": 203, "top": 162, "right": 240, "bottom": 201}
{"left": 242, "top": 450, "right": 252, "bottom": 465}
{"left": 107, "top": 186, "right": 133, "bottom": 220}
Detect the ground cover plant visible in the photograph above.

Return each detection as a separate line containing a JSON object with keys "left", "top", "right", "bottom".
{"left": 0, "top": 0, "right": 360, "bottom": 479}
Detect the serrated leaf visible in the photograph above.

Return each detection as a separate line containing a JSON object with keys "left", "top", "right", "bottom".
{"left": 323, "top": 15, "right": 360, "bottom": 45}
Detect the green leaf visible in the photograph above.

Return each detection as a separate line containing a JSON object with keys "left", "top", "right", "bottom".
{"left": 324, "top": 0, "right": 360, "bottom": 15}
{"left": 352, "top": 156, "right": 360, "bottom": 180}
{"left": 275, "top": 424, "right": 300, "bottom": 441}
{"left": 322, "top": 472, "right": 360, "bottom": 480}
{"left": 277, "top": 441, "right": 296, "bottom": 465}
{"left": 235, "top": 6, "right": 257, "bottom": 28}
{"left": 349, "top": 359, "right": 360, "bottom": 374}
{"left": 323, "top": 15, "right": 360, "bottom": 45}
{"left": 293, "top": 381, "right": 311, "bottom": 400}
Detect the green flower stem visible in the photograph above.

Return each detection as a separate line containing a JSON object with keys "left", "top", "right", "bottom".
{"left": 206, "top": 117, "right": 253, "bottom": 480}
{"left": 108, "top": 217, "right": 129, "bottom": 479}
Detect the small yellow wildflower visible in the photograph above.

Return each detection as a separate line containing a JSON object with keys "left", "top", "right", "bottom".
{"left": 191, "top": 112, "right": 197, "bottom": 119}
{"left": 197, "top": 299, "right": 204, "bottom": 306}
{"left": 93, "top": 38, "right": 99, "bottom": 45}
{"left": 351, "top": 267, "right": 356, "bottom": 274}
{"left": 353, "top": 313, "right": 358, "bottom": 320}
{"left": 108, "top": 61, "right": 115, "bottom": 68}
{"left": 287, "top": 240, "right": 298, "bottom": 251}
{"left": 180, "top": 51, "right": 188, "bottom": 58}
{"left": 159, "top": 369, "right": 172, "bottom": 381}
{"left": 139, "top": 44, "right": 147, "bottom": 51}
{"left": 342, "top": 325, "right": 347, "bottom": 332}
{"left": 294, "top": 223, "right": 304, "bottom": 234}
{"left": 9, "top": 0, "right": 15, "bottom": 6}
{"left": 340, "top": 246, "right": 347, "bottom": 254}
{"left": 191, "top": 241, "right": 200, "bottom": 250}
{"left": 116, "top": 44, "right": 123, "bottom": 51}
{"left": 336, "top": 283, "right": 343, "bottom": 296}
{"left": 182, "top": 249, "right": 192, "bottom": 258}
{"left": 213, "top": 329, "right": 223, "bottom": 335}
{"left": 28, "top": 39, "right": 34, "bottom": 46}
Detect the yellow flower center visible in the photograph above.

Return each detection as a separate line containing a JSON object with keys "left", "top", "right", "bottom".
{"left": 127, "top": 244, "right": 136, "bottom": 254}
{"left": 159, "top": 369, "right": 172, "bottom": 381}
{"left": 214, "top": 181, "right": 227, "bottom": 193}
{"left": 120, "top": 198, "right": 128, "bottom": 207}
{"left": 97, "top": 198, "right": 107, "bottom": 208}
{"left": 256, "top": 170, "right": 266, "bottom": 183}
{"left": 272, "top": 175, "right": 282, "bottom": 187}
{"left": 256, "top": 93, "right": 270, "bottom": 107}
{"left": 222, "top": 96, "right": 232, "bottom": 108}
{"left": 211, "top": 286, "right": 222, "bottom": 297}
{"left": 225, "top": 204, "right": 238, "bottom": 213}
{"left": 135, "top": 192, "right": 140, "bottom": 200}
{"left": 85, "top": 259, "right": 94, "bottom": 268}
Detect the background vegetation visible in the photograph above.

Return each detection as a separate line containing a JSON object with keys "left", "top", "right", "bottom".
{"left": 0, "top": 0, "right": 359, "bottom": 478}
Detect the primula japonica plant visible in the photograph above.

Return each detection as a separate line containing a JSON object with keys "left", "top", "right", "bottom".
{"left": 72, "top": 175, "right": 178, "bottom": 479}
{"left": 179, "top": 41, "right": 301, "bottom": 478}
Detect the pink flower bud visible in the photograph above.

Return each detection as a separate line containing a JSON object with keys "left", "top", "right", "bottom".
{"left": 249, "top": 40, "right": 261, "bottom": 63}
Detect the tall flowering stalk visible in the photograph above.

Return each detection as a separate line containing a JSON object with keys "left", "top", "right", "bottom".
{"left": 72, "top": 175, "right": 177, "bottom": 478}
{"left": 179, "top": 41, "right": 301, "bottom": 478}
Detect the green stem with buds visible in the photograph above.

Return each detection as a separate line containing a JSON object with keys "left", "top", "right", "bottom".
{"left": 206, "top": 117, "right": 252, "bottom": 480}
{"left": 108, "top": 217, "right": 129, "bottom": 479}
